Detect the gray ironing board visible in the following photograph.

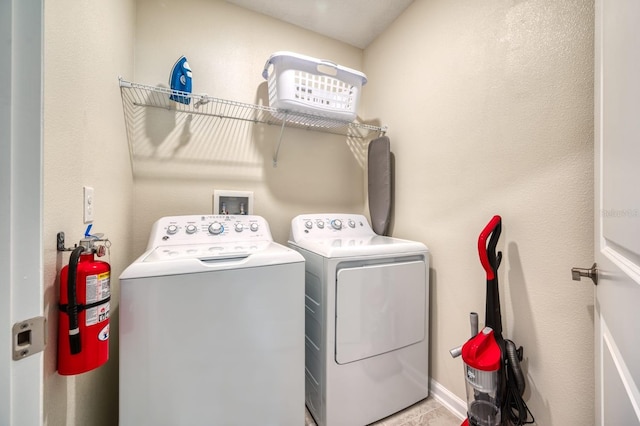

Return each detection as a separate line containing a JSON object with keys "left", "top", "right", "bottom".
{"left": 368, "top": 136, "right": 392, "bottom": 236}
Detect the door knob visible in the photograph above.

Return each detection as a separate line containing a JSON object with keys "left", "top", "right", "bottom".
{"left": 571, "top": 263, "right": 598, "bottom": 285}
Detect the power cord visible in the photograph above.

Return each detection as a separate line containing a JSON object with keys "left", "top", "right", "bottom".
{"left": 504, "top": 340, "right": 535, "bottom": 425}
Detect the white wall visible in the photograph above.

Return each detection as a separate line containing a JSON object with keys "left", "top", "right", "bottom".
{"left": 43, "top": 0, "right": 135, "bottom": 424}
{"left": 39, "top": 1, "right": 371, "bottom": 424}
{"left": 363, "top": 0, "right": 595, "bottom": 424}
{"left": 130, "top": 0, "right": 369, "bottom": 254}
{"left": 40, "top": 0, "right": 596, "bottom": 424}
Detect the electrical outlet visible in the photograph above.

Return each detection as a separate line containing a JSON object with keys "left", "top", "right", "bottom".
{"left": 83, "top": 186, "right": 94, "bottom": 223}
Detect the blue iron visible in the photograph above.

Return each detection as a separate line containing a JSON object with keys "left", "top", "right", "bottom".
{"left": 169, "top": 56, "right": 192, "bottom": 105}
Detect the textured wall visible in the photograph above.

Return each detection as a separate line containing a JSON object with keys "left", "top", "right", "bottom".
{"left": 40, "top": 0, "right": 595, "bottom": 424}
{"left": 43, "top": 0, "right": 135, "bottom": 424}
{"left": 131, "top": 0, "right": 369, "bottom": 254}
{"left": 363, "top": 0, "right": 595, "bottom": 424}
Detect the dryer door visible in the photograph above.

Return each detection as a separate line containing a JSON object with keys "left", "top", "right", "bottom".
{"left": 335, "top": 260, "right": 426, "bottom": 364}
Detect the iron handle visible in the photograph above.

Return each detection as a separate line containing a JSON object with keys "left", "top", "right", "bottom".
{"left": 571, "top": 263, "right": 598, "bottom": 285}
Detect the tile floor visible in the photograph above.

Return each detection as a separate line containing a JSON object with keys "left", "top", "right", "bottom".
{"left": 304, "top": 397, "right": 462, "bottom": 426}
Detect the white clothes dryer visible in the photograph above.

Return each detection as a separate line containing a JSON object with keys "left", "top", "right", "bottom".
{"left": 288, "top": 214, "right": 430, "bottom": 426}
{"left": 119, "top": 215, "right": 304, "bottom": 426}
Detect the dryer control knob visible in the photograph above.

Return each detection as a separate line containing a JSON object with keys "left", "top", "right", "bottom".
{"left": 167, "top": 225, "right": 178, "bottom": 235}
{"left": 250, "top": 222, "right": 259, "bottom": 232}
{"left": 348, "top": 219, "right": 356, "bottom": 228}
{"left": 208, "top": 222, "right": 223, "bottom": 235}
{"left": 317, "top": 221, "right": 325, "bottom": 229}
{"left": 234, "top": 223, "right": 244, "bottom": 232}
{"left": 331, "top": 219, "right": 342, "bottom": 230}
{"left": 185, "top": 224, "right": 197, "bottom": 234}
{"left": 304, "top": 220, "right": 313, "bottom": 230}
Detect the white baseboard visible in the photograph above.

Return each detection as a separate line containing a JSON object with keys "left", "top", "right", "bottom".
{"left": 429, "top": 378, "right": 467, "bottom": 420}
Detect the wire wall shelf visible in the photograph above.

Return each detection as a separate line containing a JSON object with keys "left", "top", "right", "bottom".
{"left": 119, "top": 78, "right": 387, "bottom": 166}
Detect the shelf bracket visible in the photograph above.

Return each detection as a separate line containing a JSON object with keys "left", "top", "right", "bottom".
{"left": 272, "top": 112, "right": 288, "bottom": 167}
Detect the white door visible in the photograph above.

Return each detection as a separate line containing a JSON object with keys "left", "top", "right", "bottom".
{"left": 0, "top": 0, "right": 45, "bottom": 425}
{"left": 594, "top": 0, "right": 640, "bottom": 424}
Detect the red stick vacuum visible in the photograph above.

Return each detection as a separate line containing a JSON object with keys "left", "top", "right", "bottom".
{"left": 453, "top": 216, "right": 534, "bottom": 426}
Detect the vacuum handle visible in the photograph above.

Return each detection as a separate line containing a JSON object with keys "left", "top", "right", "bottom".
{"left": 478, "top": 215, "right": 502, "bottom": 280}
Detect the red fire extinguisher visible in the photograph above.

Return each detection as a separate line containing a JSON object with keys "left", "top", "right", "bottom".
{"left": 58, "top": 232, "right": 110, "bottom": 375}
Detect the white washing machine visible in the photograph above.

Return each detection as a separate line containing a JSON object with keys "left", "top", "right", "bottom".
{"left": 119, "top": 215, "right": 305, "bottom": 426}
{"left": 289, "top": 214, "right": 430, "bottom": 426}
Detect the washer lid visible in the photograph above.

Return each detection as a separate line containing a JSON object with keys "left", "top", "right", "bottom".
{"left": 119, "top": 241, "right": 303, "bottom": 280}
{"left": 143, "top": 240, "right": 272, "bottom": 262}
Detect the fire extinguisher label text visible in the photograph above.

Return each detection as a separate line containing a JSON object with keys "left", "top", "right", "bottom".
{"left": 85, "top": 272, "right": 111, "bottom": 326}
{"left": 86, "top": 301, "right": 110, "bottom": 326}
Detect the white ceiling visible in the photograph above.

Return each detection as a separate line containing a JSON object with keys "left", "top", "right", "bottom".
{"left": 225, "top": 0, "right": 415, "bottom": 49}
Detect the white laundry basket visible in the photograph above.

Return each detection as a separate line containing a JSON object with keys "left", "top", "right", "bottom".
{"left": 262, "top": 51, "right": 367, "bottom": 122}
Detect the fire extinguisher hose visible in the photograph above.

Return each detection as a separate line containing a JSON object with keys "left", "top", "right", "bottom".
{"left": 67, "top": 245, "right": 85, "bottom": 355}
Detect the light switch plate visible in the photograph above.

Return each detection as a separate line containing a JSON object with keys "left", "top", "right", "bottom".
{"left": 83, "top": 186, "right": 94, "bottom": 223}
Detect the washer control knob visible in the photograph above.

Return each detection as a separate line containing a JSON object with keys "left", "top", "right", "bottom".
{"left": 234, "top": 222, "right": 244, "bottom": 232}
{"left": 250, "top": 222, "right": 259, "bottom": 232}
{"left": 348, "top": 219, "right": 356, "bottom": 228}
{"left": 208, "top": 222, "right": 223, "bottom": 235}
{"left": 304, "top": 220, "right": 313, "bottom": 230}
{"left": 331, "top": 219, "right": 342, "bottom": 230}
{"left": 166, "top": 225, "right": 178, "bottom": 235}
{"left": 185, "top": 224, "right": 197, "bottom": 234}
{"left": 317, "top": 221, "right": 325, "bottom": 229}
